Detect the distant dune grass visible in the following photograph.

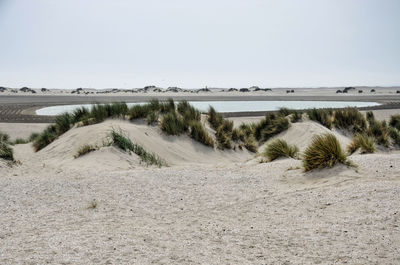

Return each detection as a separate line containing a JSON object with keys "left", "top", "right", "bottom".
{"left": 263, "top": 139, "right": 299, "bottom": 161}
{"left": 303, "top": 134, "right": 351, "bottom": 171}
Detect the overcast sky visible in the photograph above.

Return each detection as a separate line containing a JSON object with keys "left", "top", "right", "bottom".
{"left": 0, "top": 0, "right": 399, "bottom": 89}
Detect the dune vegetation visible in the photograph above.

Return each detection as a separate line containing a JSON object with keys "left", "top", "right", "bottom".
{"left": 263, "top": 139, "right": 299, "bottom": 161}
{"left": 0, "top": 132, "right": 14, "bottom": 161}
{"left": 303, "top": 134, "right": 350, "bottom": 171}
{"left": 74, "top": 144, "right": 97, "bottom": 158}
{"left": 110, "top": 129, "right": 166, "bottom": 167}
{"left": 347, "top": 133, "right": 376, "bottom": 154}
{"left": 28, "top": 100, "right": 400, "bottom": 171}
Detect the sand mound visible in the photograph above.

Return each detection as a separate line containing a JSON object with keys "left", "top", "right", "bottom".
{"left": 260, "top": 120, "right": 351, "bottom": 153}
{"left": 25, "top": 119, "right": 252, "bottom": 171}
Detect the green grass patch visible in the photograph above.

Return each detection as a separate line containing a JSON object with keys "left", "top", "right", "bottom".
{"left": 33, "top": 125, "right": 58, "bottom": 152}
{"left": 111, "top": 129, "right": 166, "bottom": 167}
{"left": 389, "top": 115, "right": 400, "bottom": 131}
{"left": 254, "top": 113, "right": 289, "bottom": 142}
{"left": 303, "top": 134, "right": 351, "bottom": 171}
{"left": 307, "top": 108, "right": 333, "bottom": 129}
{"left": 263, "top": 138, "right": 298, "bottom": 161}
{"left": 334, "top": 107, "right": 367, "bottom": 133}
{"left": 161, "top": 111, "right": 186, "bottom": 135}
{"left": 347, "top": 133, "right": 375, "bottom": 154}
{"left": 0, "top": 132, "right": 13, "bottom": 161}
{"left": 189, "top": 120, "right": 214, "bottom": 147}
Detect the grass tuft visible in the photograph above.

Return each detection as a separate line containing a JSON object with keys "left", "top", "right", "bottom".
{"left": 111, "top": 129, "right": 166, "bottom": 167}
{"left": 189, "top": 120, "right": 214, "bottom": 147}
{"left": 389, "top": 115, "right": 400, "bottom": 130}
{"left": 74, "top": 144, "right": 97, "bottom": 158}
{"left": 334, "top": 107, "right": 367, "bottom": 133}
{"left": 347, "top": 134, "right": 375, "bottom": 154}
{"left": 0, "top": 132, "right": 14, "bottom": 161}
{"left": 307, "top": 108, "right": 333, "bottom": 129}
{"left": 33, "top": 125, "right": 58, "bottom": 152}
{"left": 146, "top": 112, "right": 158, "bottom": 125}
{"left": 388, "top": 127, "right": 400, "bottom": 147}
{"left": 303, "top": 134, "right": 350, "bottom": 171}
{"left": 161, "top": 111, "right": 186, "bottom": 135}
{"left": 254, "top": 113, "right": 289, "bottom": 142}
{"left": 263, "top": 138, "right": 298, "bottom": 161}
{"left": 208, "top": 106, "right": 224, "bottom": 130}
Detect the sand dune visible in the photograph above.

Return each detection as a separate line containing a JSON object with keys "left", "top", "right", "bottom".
{"left": 13, "top": 119, "right": 253, "bottom": 173}
{"left": 259, "top": 118, "right": 352, "bottom": 153}
{"left": 1, "top": 116, "right": 400, "bottom": 264}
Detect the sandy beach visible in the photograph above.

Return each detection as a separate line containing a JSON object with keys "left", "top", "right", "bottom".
{"left": 1, "top": 97, "right": 400, "bottom": 264}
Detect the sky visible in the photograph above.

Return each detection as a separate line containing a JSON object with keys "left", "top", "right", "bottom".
{"left": 0, "top": 0, "right": 399, "bottom": 89}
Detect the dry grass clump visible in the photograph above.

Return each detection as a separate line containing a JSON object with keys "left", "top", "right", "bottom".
{"left": 303, "top": 134, "right": 350, "bottom": 171}
{"left": 74, "top": 144, "right": 97, "bottom": 158}
{"left": 208, "top": 106, "right": 224, "bottom": 130}
{"left": 111, "top": 129, "right": 166, "bottom": 167}
{"left": 0, "top": 132, "right": 14, "bottom": 161}
{"left": 347, "top": 134, "right": 375, "bottom": 154}
{"left": 178, "top": 101, "right": 201, "bottom": 122}
{"left": 208, "top": 106, "right": 258, "bottom": 151}
{"left": 254, "top": 113, "right": 289, "bottom": 142}
{"left": 389, "top": 115, "right": 400, "bottom": 130}
{"left": 366, "top": 112, "right": 389, "bottom": 147}
{"left": 33, "top": 125, "right": 58, "bottom": 152}
{"left": 146, "top": 112, "right": 158, "bottom": 125}
{"left": 307, "top": 108, "right": 333, "bottom": 129}
{"left": 215, "top": 120, "right": 234, "bottom": 149}
{"left": 334, "top": 107, "right": 367, "bottom": 133}
{"left": 161, "top": 111, "right": 186, "bottom": 135}
{"left": 189, "top": 120, "right": 214, "bottom": 147}
{"left": 388, "top": 127, "right": 400, "bottom": 146}
{"left": 278, "top": 108, "right": 302, "bottom": 123}
{"left": 263, "top": 139, "right": 298, "bottom": 161}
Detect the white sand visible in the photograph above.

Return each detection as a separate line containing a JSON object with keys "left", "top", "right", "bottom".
{"left": 0, "top": 123, "right": 50, "bottom": 140}
{"left": 1, "top": 117, "right": 400, "bottom": 264}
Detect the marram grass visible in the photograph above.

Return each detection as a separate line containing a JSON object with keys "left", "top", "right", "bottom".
{"left": 111, "top": 129, "right": 166, "bottom": 167}
{"left": 347, "top": 134, "right": 375, "bottom": 154}
{"left": 303, "top": 134, "right": 351, "bottom": 171}
{"left": 263, "top": 138, "right": 298, "bottom": 161}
